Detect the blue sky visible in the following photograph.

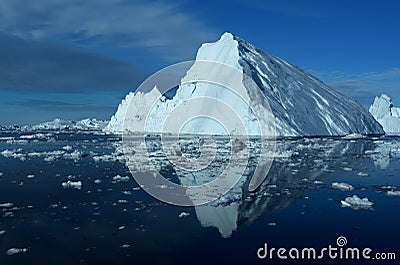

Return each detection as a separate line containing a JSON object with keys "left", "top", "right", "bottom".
{"left": 0, "top": 0, "right": 399, "bottom": 125}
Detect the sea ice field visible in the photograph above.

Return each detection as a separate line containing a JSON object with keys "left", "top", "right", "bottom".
{"left": 0, "top": 129, "right": 399, "bottom": 264}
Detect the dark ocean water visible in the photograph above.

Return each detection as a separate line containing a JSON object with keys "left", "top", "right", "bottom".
{"left": 0, "top": 131, "right": 399, "bottom": 265}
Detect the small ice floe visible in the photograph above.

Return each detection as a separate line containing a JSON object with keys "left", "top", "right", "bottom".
{"left": 94, "top": 179, "right": 102, "bottom": 184}
{"left": 112, "top": 175, "right": 130, "bottom": 183}
{"left": 64, "top": 150, "right": 83, "bottom": 160}
{"left": 61, "top": 180, "right": 82, "bottom": 190}
{"left": 357, "top": 172, "right": 369, "bottom": 177}
{"left": 0, "top": 172, "right": 3, "bottom": 176}
{"left": 341, "top": 195, "right": 373, "bottom": 209}
{"left": 178, "top": 212, "right": 190, "bottom": 218}
{"left": 120, "top": 244, "right": 131, "bottom": 249}
{"left": 0, "top": 230, "right": 6, "bottom": 235}
{"left": 62, "top": 145, "right": 73, "bottom": 151}
{"left": 118, "top": 226, "right": 125, "bottom": 230}
{"left": 6, "top": 248, "right": 27, "bottom": 256}
{"left": 0, "top": 202, "right": 14, "bottom": 208}
{"left": 343, "top": 167, "right": 353, "bottom": 172}
{"left": 26, "top": 174, "right": 35, "bottom": 179}
{"left": 117, "top": 199, "right": 128, "bottom": 204}
{"left": 1, "top": 149, "right": 26, "bottom": 161}
{"left": 387, "top": 190, "right": 400, "bottom": 197}
{"left": 267, "top": 222, "right": 277, "bottom": 226}
{"left": 313, "top": 180, "right": 323, "bottom": 185}
{"left": 332, "top": 182, "right": 354, "bottom": 191}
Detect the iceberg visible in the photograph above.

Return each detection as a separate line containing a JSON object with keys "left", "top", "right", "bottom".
{"left": 6, "top": 248, "right": 27, "bottom": 256}
{"left": 341, "top": 195, "right": 373, "bottom": 209}
{"left": 105, "top": 32, "right": 383, "bottom": 137}
{"left": 61, "top": 180, "right": 82, "bottom": 190}
{"left": 32, "top": 118, "right": 108, "bottom": 131}
{"left": 369, "top": 94, "right": 400, "bottom": 135}
{"left": 332, "top": 182, "right": 354, "bottom": 191}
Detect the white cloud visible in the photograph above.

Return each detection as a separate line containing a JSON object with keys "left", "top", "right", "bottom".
{"left": 0, "top": 0, "right": 217, "bottom": 61}
{"left": 311, "top": 68, "right": 400, "bottom": 107}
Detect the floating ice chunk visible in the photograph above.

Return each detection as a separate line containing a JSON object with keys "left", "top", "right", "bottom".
{"left": 6, "top": 248, "right": 27, "bottom": 256}
{"left": 112, "top": 175, "right": 130, "bottom": 183}
{"left": 178, "top": 212, "right": 190, "bottom": 218}
{"left": 0, "top": 202, "right": 14, "bottom": 208}
{"left": 62, "top": 180, "right": 82, "bottom": 190}
{"left": 62, "top": 145, "right": 73, "bottom": 151}
{"left": 341, "top": 195, "right": 373, "bottom": 209}
{"left": 313, "top": 180, "right": 323, "bottom": 184}
{"left": 332, "top": 182, "right": 354, "bottom": 191}
{"left": 387, "top": 190, "right": 400, "bottom": 197}
{"left": 26, "top": 174, "right": 35, "bottom": 179}
{"left": 0, "top": 172, "right": 3, "bottom": 176}
{"left": 120, "top": 244, "right": 131, "bottom": 248}
{"left": 0, "top": 230, "right": 6, "bottom": 235}
{"left": 94, "top": 179, "right": 102, "bottom": 184}
{"left": 357, "top": 172, "right": 369, "bottom": 177}
{"left": 343, "top": 167, "right": 353, "bottom": 171}
{"left": 118, "top": 226, "right": 125, "bottom": 230}
{"left": 267, "top": 222, "right": 277, "bottom": 226}
{"left": 64, "top": 150, "right": 83, "bottom": 160}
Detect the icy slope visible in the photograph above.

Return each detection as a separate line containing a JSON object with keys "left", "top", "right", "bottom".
{"left": 369, "top": 94, "right": 400, "bottom": 135}
{"left": 105, "top": 32, "right": 383, "bottom": 137}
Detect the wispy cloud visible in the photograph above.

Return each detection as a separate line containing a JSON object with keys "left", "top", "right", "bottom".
{"left": 0, "top": 0, "right": 217, "bottom": 61}
{"left": 10, "top": 99, "right": 115, "bottom": 112}
{"left": 0, "top": 33, "right": 146, "bottom": 92}
{"left": 312, "top": 68, "right": 400, "bottom": 107}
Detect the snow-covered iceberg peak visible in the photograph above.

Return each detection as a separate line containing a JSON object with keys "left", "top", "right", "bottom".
{"left": 105, "top": 32, "right": 384, "bottom": 136}
{"left": 369, "top": 94, "right": 400, "bottom": 135}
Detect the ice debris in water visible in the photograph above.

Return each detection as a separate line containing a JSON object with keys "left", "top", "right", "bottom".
{"left": 62, "top": 180, "right": 82, "bottom": 190}
{"left": 341, "top": 195, "right": 373, "bottom": 209}
{"left": 332, "top": 182, "right": 354, "bottom": 191}
{"left": 64, "top": 150, "right": 83, "bottom": 160}
{"left": 178, "top": 212, "right": 190, "bottom": 218}
{"left": 6, "top": 248, "right": 27, "bottom": 256}
{"left": 0, "top": 230, "right": 6, "bottom": 235}
{"left": 387, "top": 190, "right": 400, "bottom": 197}
{"left": 26, "top": 174, "right": 35, "bottom": 179}
{"left": 62, "top": 145, "right": 73, "bottom": 151}
{"left": 0, "top": 202, "right": 14, "bottom": 208}
{"left": 0, "top": 172, "right": 3, "bottom": 176}
{"left": 112, "top": 175, "right": 130, "bottom": 183}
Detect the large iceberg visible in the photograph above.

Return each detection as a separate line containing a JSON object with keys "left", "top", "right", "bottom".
{"left": 105, "top": 32, "right": 384, "bottom": 137}
{"left": 369, "top": 94, "right": 400, "bottom": 135}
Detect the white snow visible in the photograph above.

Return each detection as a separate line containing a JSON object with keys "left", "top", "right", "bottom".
{"left": 332, "top": 182, "right": 354, "bottom": 191}
{"left": 341, "top": 195, "right": 373, "bottom": 209}
{"left": 62, "top": 180, "right": 82, "bottom": 190}
{"left": 369, "top": 94, "right": 400, "bottom": 135}
{"left": 6, "top": 248, "right": 27, "bottom": 256}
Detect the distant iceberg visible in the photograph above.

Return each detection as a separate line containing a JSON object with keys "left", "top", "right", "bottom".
{"left": 369, "top": 94, "right": 400, "bottom": 135}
